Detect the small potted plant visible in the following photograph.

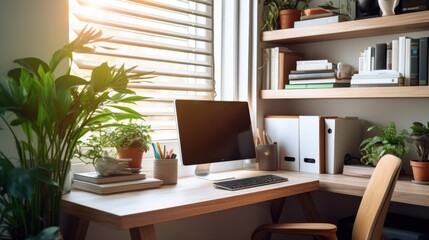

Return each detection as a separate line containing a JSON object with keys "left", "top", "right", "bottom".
{"left": 409, "top": 121, "right": 429, "bottom": 182}
{"left": 107, "top": 122, "right": 153, "bottom": 169}
{"left": 360, "top": 121, "right": 409, "bottom": 166}
{"left": 262, "top": 0, "right": 312, "bottom": 30}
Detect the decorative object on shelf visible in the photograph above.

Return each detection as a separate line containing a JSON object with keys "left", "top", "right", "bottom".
{"left": 360, "top": 122, "right": 409, "bottom": 166}
{"left": 318, "top": 0, "right": 355, "bottom": 19}
{"left": 0, "top": 26, "right": 149, "bottom": 239}
{"left": 378, "top": 0, "right": 400, "bottom": 16}
{"left": 409, "top": 122, "right": 429, "bottom": 183}
{"left": 262, "top": 0, "right": 312, "bottom": 31}
{"left": 336, "top": 62, "right": 354, "bottom": 79}
{"left": 356, "top": 0, "right": 380, "bottom": 18}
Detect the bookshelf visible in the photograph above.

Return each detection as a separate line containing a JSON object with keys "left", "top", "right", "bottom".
{"left": 260, "top": 11, "right": 429, "bottom": 100}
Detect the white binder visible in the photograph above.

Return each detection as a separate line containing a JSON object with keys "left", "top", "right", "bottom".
{"left": 264, "top": 116, "right": 300, "bottom": 171}
{"left": 299, "top": 116, "right": 326, "bottom": 173}
{"left": 325, "top": 118, "right": 362, "bottom": 174}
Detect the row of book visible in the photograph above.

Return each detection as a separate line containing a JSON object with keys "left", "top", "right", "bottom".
{"left": 262, "top": 47, "right": 304, "bottom": 90}
{"left": 358, "top": 36, "right": 428, "bottom": 86}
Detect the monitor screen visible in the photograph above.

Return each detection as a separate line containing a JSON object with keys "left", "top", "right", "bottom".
{"left": 175, "top": 100, "right": 256, "bottom": 168}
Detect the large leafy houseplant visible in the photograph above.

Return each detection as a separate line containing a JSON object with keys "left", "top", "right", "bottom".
{"left": 360, "top": 122, "right": 409, "bottom": 166}
{"left": 0, "top": 26, "right": 150, "bottom": 239}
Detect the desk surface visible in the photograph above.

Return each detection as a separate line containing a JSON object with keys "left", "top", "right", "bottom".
{"left": 62, "top": 170, "right": 319, "bottom": 230}
{"left": 283, "top": 171, "right": 429, "bottom": 207}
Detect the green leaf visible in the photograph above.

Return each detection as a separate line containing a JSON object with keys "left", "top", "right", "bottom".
{"left": 90, "top": 62, "right": 111, "bottom": 92}
{"left": 27, "top": 226, "right": 60, "bottom": 240}
{"left": 55, "top": 75, "right": 88, "bottom": 91}
{"left": 13, "top": 57, "right": 50, "bottom": 77}
{"left": 6, "top": 168, "right": 33, "bottom": 199}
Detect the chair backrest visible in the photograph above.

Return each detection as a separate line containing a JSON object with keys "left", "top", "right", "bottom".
{"left": 352, "top": 154, "right": 402, "bottom": 240}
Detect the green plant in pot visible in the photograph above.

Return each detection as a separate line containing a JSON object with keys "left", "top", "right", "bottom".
{"left": 0, "top": 26, "right": 150, "bottom": 239}
{"left": 360, "top": 121, "right": 409, "bottom": 166}
{"left": 106, "top": 122, "right": 153, "bottom": 169}
{"left": 262, "top": 0, "right": 311, "bottom": 30}
{"left": 409, "top": 121, "right": 429, "bottom": 182}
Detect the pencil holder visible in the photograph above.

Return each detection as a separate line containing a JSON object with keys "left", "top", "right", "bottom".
{"left": 256, "top": 143, "right": 278, "bottom": 171}
{"left": 153, "top": 159, "right": 178, "bottom": 185}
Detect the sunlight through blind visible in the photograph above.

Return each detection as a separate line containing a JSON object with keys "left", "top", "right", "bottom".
{"left": 69, "top": 0, "right": 214, "bottom": 141}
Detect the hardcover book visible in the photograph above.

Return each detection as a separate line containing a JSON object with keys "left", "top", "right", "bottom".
{"left": 289, "top": 78, "right": 350, "bottom": 84}
{"left": 294, "top": 15, "right": 347, "bottom": 28}
{"left": 73, "top": 171, "right": 146, "bottom": 184}
{"left": 73, "top": 178, "right": 163, "bottom": 194}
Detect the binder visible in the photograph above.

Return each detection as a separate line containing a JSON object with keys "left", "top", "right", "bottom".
{"left": 325, "top": 118, "right": 362, "bottom": 174}
{"left": 264, "top": 116, "right": 300, "bottom": 171}
{"left": 299, "top": 116, "right": 327, "bottom": 173}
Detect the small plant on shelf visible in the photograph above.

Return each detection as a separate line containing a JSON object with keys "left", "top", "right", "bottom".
{"left": 262, "top": 0, "right": 312, "bottom": 31}
{"left": 408, "top": 122, "right": 429, "bottom": 182}
{"left": 360, "top": 121, "right": 409, "bottom": 166}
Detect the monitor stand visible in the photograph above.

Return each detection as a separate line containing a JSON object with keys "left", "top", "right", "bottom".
{"left": 195, "top": 164, "right": 235, "bottom": 181}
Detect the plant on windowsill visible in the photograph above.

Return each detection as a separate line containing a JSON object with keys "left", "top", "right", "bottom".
{"left": 0, "top": 26, "right": 151, "bottom": 239}
{"left": 408, "top": 122, "right": 429, "bottom": 183}
{"left": 262, "top": 0, "right": 312, "bottom": 31}
{"left": 360, "top": 121, "right": 409, "bottom": 167}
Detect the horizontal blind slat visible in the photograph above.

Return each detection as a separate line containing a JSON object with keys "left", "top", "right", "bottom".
{"left": 127, "top": 0, "right": 213, "bottom": 17}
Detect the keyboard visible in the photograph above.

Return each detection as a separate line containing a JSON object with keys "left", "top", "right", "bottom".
{"left": 213, "top": 174, "right": 288, "bottom": 191}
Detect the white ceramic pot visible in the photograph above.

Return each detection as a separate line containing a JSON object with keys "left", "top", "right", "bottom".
{"left": 378, "top": 0, "right": 400, "bottom": 16}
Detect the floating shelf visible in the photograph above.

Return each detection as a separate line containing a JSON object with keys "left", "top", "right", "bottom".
{"left": 261, "top": 86, "right": 429, "bottom": 99}
{"left": 262, "top": 11, "right": 429, "bottom": 44}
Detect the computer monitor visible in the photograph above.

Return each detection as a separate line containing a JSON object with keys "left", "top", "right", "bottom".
{"left": 174, "top": 100, "right": 256, "bottom": 180}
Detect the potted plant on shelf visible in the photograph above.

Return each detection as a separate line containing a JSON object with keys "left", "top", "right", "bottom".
{"left": 262, "top": 0, "right": 311, "bottom": 30}
{"left": 360, "top": 121, "right": 409, "bottom": 166}
{"left": 409, "top": 121, "right": 429, "bottom": 183}
{"left": 0, "top": 26, "right": 150, "bottom": 239}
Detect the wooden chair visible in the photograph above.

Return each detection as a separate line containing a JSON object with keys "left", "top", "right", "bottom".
{"left": 252, "top": 154, "right": 402, "bottom": 240}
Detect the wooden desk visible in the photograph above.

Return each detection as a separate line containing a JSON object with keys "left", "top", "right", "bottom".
{"left": 61, "top": 170, "right": 319, "bottom": 240}
{"left": 283, "top": 171, "right": 429, "bottom": 207}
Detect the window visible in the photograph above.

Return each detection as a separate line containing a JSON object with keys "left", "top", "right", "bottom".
{"left": 69, "top": 0, "right": 214, "bottom": 144}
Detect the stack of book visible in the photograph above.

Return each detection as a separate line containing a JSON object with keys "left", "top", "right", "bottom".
{"left": 285, "top": 60, "right": 350, "bottom": 89}
{"left": 351, "top": 70, "right": 404, "bottom": 87}
{"left": 294, "top": 8, "right": 348, "bottom": 28}
{"left": 73, "top": 171, "right": 163, "bottom": 194}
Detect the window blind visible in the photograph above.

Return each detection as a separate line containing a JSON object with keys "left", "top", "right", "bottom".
{"left": 69, "top": 0, "right": 214, "bottom": 141}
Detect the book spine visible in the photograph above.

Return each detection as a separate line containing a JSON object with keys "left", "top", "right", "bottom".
{"left": 391, "top": 39, "right": 399, "bottom": 72}
{"left": 294, "top": 15, "right": 345, "bottom": 28}
{"left": 270, "top": 47, "right": 279, "bottom": 90}
{"left": 351, "top": 77, "right": 403, "bottom": 84}
{"left": 386, "top": 41, "right": 392, "bottom": 70}
{"left": 296, "top": 62, "right": 333, "bottom": 71}
{"left": 419, "top": 37, "right": 428, "bottom": 86}
{"left": 288, "top": 71, "right": 336, "bottom": 79}
{"left": 374, "top": 43, "right": 387, "bottom": 70}
{"left": 409, "top": 38, "right": 419, "bottom": 86}
{"left": 398, "top": 36, "right": 407, "bottom": 77}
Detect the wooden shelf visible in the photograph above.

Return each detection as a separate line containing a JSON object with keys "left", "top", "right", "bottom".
{"left": 261, "top": 86, "right": 429, "bottom": 99}
{"left": 262, "top": 11, "right": 429, "bottom": 44}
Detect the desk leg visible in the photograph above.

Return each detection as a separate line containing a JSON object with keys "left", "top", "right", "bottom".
{"left": 298, "top": 192, "right": 321, "bottom": 223}
{"left": 130, "top": 225, "right": 157, "bottom": 240}
{"left": 61, "top": 214, "right": 89, "bottom": 240}
{"left": 270, "top": 197, "right": 286, "bottom": 223}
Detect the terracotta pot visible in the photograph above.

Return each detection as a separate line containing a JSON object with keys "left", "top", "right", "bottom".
{"left": 279, "top": 9, "right": 302, "bottom": 29}
{"left": 117, "top": 147, "right": 144, "bottom": 168}
{"left": 410, "top": 160, "right": 429, "bottom": 182}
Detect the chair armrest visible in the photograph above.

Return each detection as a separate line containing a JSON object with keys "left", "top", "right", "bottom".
{"left": 252, "top": 223, "right": 338, "bottom": 240}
